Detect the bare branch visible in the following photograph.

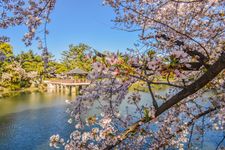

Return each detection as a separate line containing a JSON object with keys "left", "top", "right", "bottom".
{"left": 216, "top": 135, "right": 225, "bottom": 150}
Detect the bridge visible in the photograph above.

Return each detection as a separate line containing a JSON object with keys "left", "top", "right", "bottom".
{"left": 44, "top": 79, "right": 91, "bottom": 95}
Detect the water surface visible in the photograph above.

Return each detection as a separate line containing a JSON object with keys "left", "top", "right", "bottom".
{"left": 0, "top": 90, "right": 224, "bottom": 150}
{"left": 0, "top": 91, "right": 74, "bottom": 150}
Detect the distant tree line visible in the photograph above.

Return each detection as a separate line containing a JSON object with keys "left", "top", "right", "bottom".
{"left": 0, "top": 42, "right": 93, "bottom": 90}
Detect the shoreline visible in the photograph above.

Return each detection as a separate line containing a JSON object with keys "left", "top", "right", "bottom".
{"left": 0, "top": 86, "right": 46, "bottom": 99}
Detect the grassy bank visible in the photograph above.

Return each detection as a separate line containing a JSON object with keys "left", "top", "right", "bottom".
{"left": 129, "top": 81, "right": 169, "bottom": 92}
{"left": 0, "top": 84, "right": 46, "bottom": 99}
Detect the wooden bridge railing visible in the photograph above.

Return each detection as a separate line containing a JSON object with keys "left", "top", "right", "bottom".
{"left": 46, "top": 79, "right": 90, "bottom": 84}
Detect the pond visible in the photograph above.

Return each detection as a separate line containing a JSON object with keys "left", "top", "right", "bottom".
{"left": 0, "top": 90, "right": 224, "bottom": 150}
{"left": 0, "top": 91, "right": 74, "bottom": 150}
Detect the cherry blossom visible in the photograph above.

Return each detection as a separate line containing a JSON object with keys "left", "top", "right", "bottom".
{"left": 1, "top": 0, "right": 225, "bottom": 149}
{"left": 60, "top": 1, "right": 225, "bottom": 149}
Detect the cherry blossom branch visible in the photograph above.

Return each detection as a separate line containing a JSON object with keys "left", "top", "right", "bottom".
{"left": 144, "top": 60, "right": 159, "bottom": 109}
{"left": 112, "top": 27, "right": 142, "bottom": 32}
{"left": 104, "top": 52, "right": 225, "bottom": 149}
{"left": 149, "top": 81, "right": 185, "bottom": 89}
{"left": 156, "top": 33, "right": 209, "bottom": 63}
{"left": 155, "top": 33, "right": 210, "bottom": 70}
{"left": 147, "top": 82, "right": 158, "bottom": 109}
{"left": 200, "top": 116, "right": 205, "bottom": 149}
{"left": 187, "top": 123, "right": 195, "bottom": 149}
{"left": 120, "top": 4, "right": 210, "bottom": 58}
{"left": 156, "top": 52, "right": 225, "bottom": 116}
{"left": 158, "top": 105, "right": 221, "bottom": 148}
{"left": 170, "top": 0, "right": 204, "bottom": 3}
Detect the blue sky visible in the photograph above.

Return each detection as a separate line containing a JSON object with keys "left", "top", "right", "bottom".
{"left": 1, "top": 0, "right": 138, "bottom": 60}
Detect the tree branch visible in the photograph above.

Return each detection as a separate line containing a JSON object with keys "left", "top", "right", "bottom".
{"left": 158, "top": 106, "right": 220, "bottom": 149}
{"left": 120, "top": 4, "right": 210, "bottom": 58}
{"left": 147, "top": 81, "right": 158, "bottom": 109}
{"left": 156, "top": 33, "right": 209, "bottom": 69}
{"left": 156, "top": 52, "right": 225, "bottom": 116}
{"left": 216, "top": 135, "right": 225, "bottom": 150}
{"left": 104, "top": 52, "right": 225, "bottom": 149}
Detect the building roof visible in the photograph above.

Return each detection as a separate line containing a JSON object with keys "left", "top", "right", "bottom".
{"left": 66, "top": 68, "right": 88, "bottom": 75}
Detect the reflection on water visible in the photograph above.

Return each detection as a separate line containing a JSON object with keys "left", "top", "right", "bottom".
{"left": 0, "top": 91, "right": 74, "bottom": 150}
{"left": 0, "top": 90, "right": 224, "bottom": 150}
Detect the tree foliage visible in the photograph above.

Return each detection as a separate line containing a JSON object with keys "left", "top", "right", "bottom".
{"left": 0, "top": 43, "right": 93, "bottom": 90}
{"left": 1, "top": 61, "right": 38, "bottom": 90}
{"left": 16, "top": 50, "right": 44, "bottom": 74}
{"left": 61, "top": 44, "right": 93, "bottom": 71}
{"left": 0, "top": 42, "right": 13, "bottom": 57}
{"left": 0, "top": 42, "right": 14, "bottom": 75}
